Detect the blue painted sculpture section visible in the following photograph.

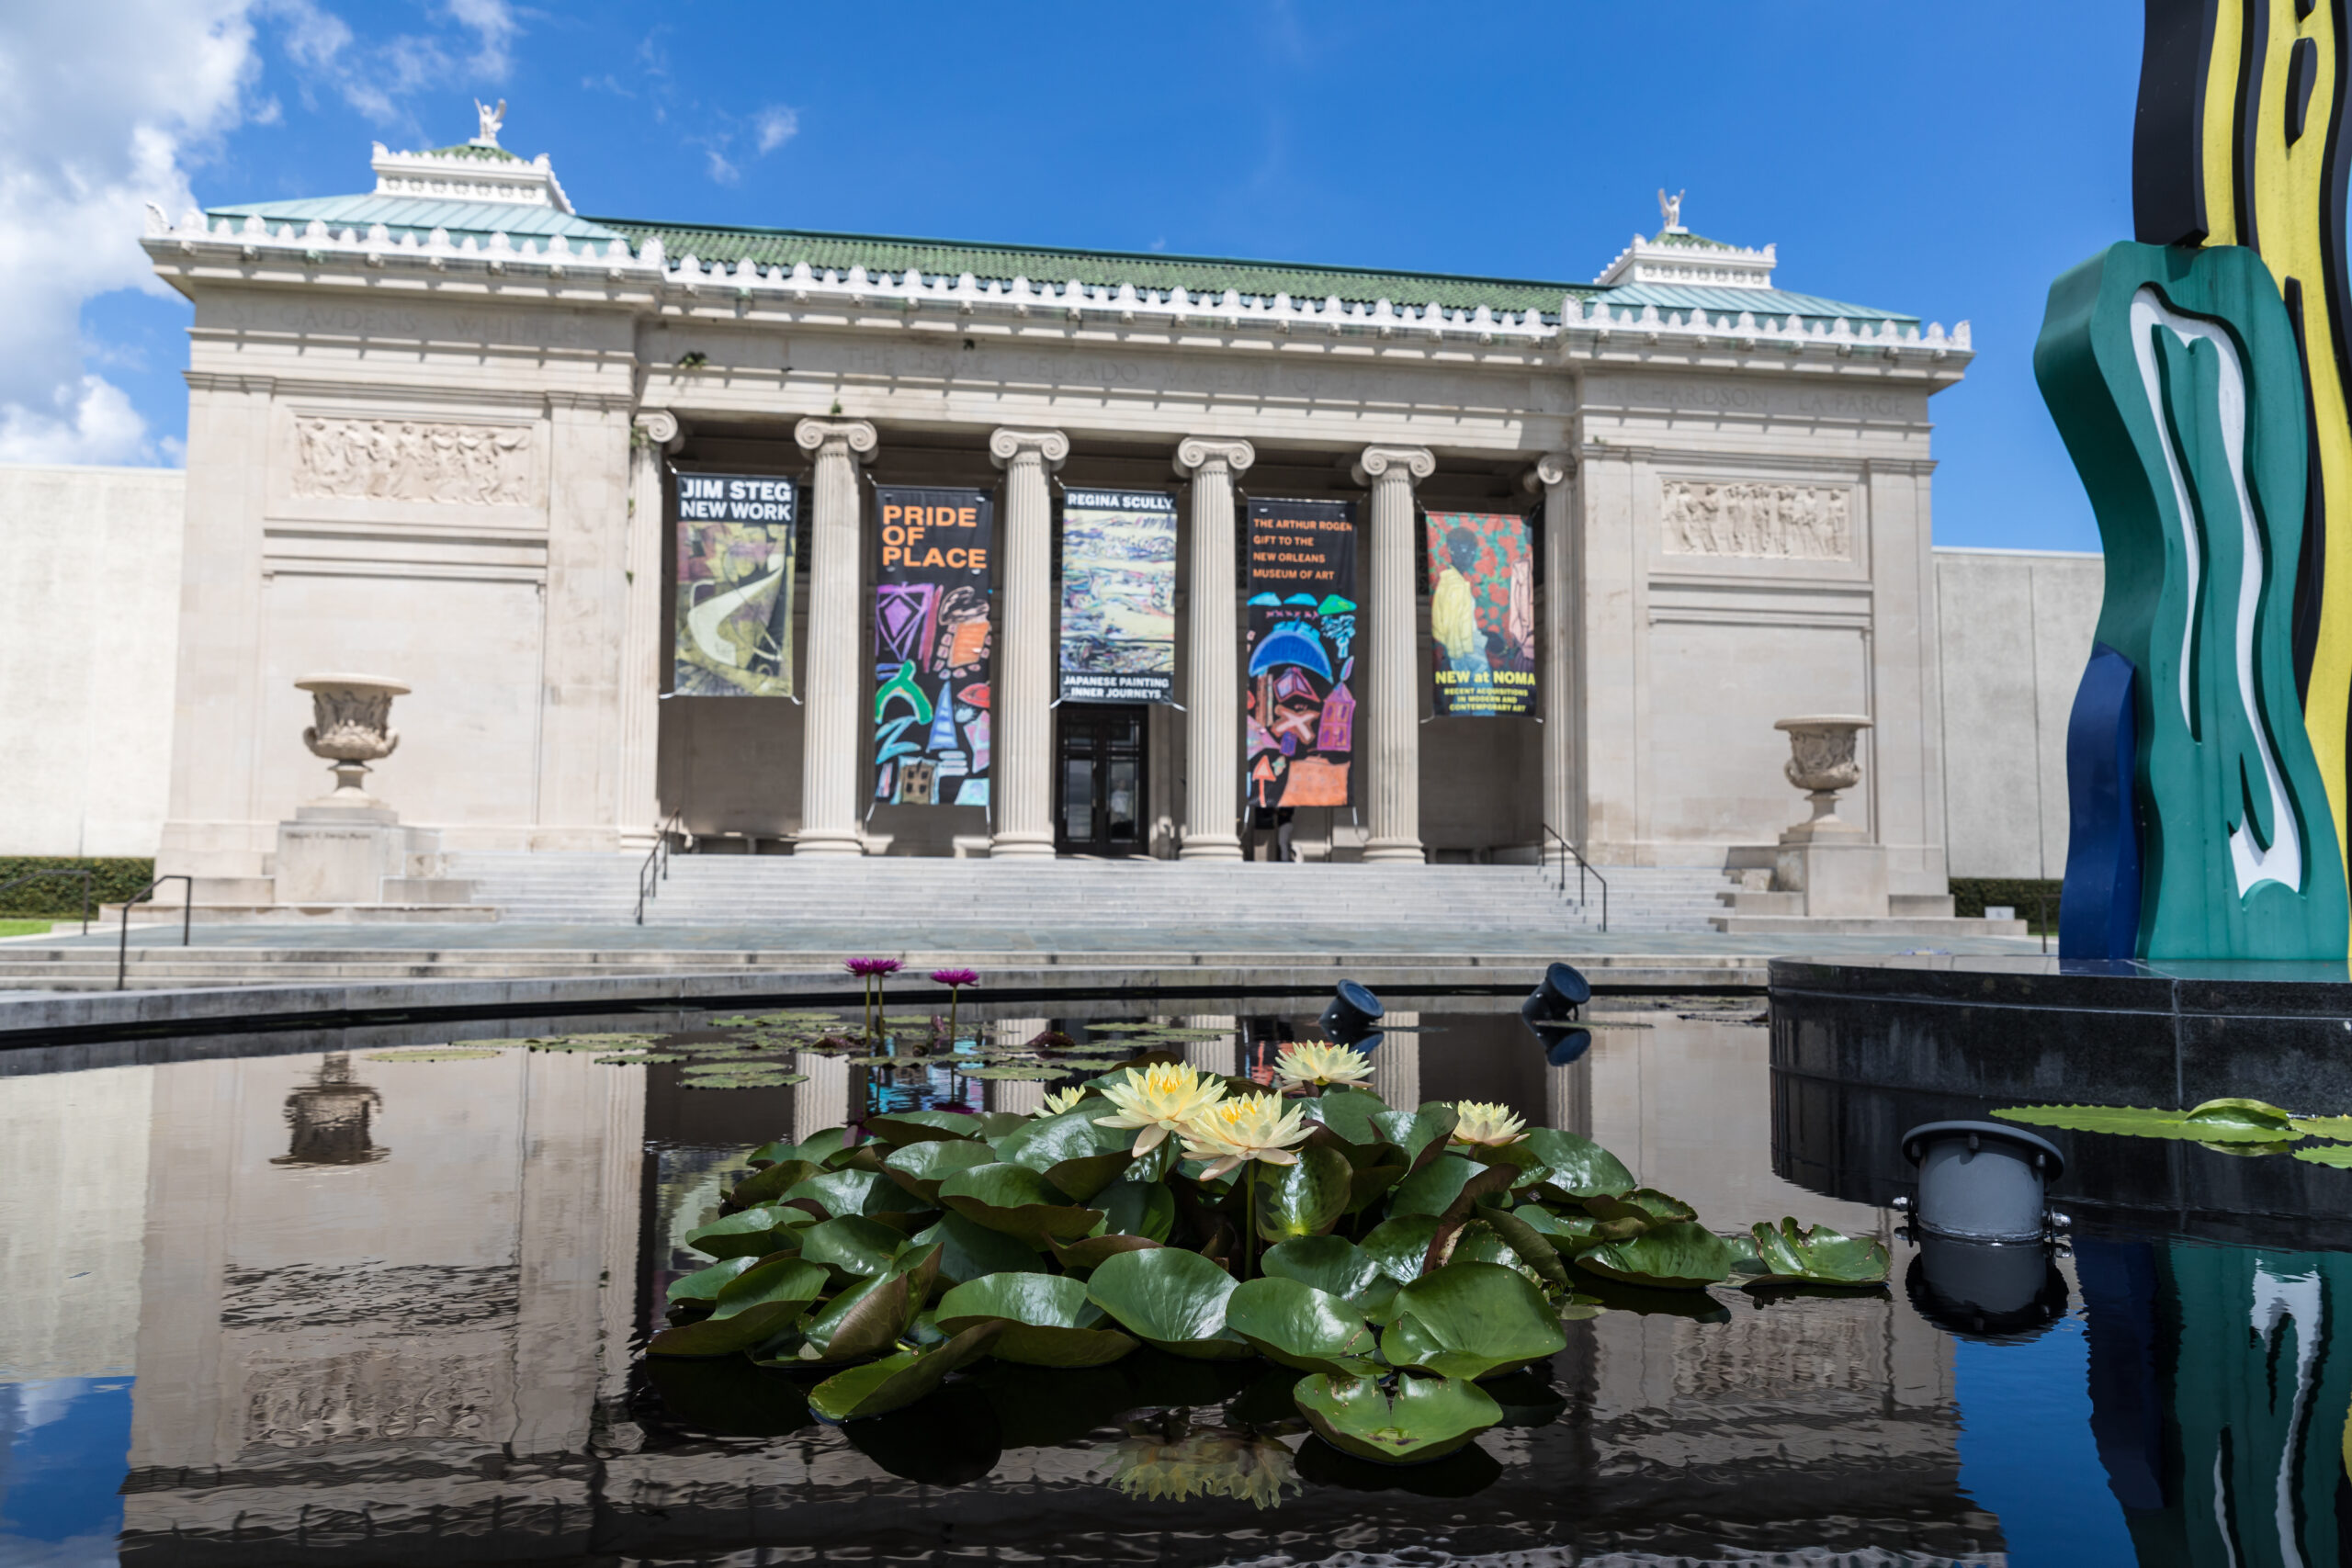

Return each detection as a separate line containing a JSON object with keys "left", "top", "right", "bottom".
{"left": 2060, "top": 644, "right": 2144, "bottom": 961}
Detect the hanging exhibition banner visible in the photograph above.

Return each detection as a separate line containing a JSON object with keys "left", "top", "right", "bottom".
{"left": 672, "top": 471, "right": 799, "bottom": 697}
{"left": 1423, "top": 510, "right": 1537, "bottom": 717}
{"left": 1059, "top": 488, "right": 1178, "bottom": 704}
{"left": 1244, "top": 498, "right": 1358, "bottom": 808}
{"left": 872, "top": 485, "right": 994, "bottom": 807}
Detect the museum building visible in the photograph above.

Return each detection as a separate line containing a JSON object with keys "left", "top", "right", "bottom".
{"left": 136, "top": 118, "right": 1980, "bottom": 897}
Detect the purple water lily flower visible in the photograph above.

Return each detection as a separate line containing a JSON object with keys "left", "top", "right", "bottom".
{"left": 846, "top": 956, "right": 903, "bottom": 977}
{"left": 844, "top": 956, "right": 902, "bottom": 1043}
{"left": 930, "top": 968, "right": 979, "bottom": 1044}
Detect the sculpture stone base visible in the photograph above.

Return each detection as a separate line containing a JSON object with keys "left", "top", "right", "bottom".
{"left": 273, "top": 801, "right": 472, "bottom": 906}
{"left": 1771, "top": 837, "right": 1890, "bottom": 918}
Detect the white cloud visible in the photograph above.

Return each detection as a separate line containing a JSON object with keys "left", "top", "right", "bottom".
{"left": 444, "top": 0, "right": 516, "bottom": 78}
{"left": 706, "top": 148, "right": 740, "bottom": 186}
{"left": 261, "top": 0, "right": 517, "bottom": 131}
{"left": 0, "top": 0, "right": 259, "bottom": 465}
{"left": 754, "top": 106, "right": 798, "bottom": 155}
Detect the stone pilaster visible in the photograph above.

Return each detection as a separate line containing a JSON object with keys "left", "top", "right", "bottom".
{"left": 1525, "top": 452, "right": 1577, "bottom": 862}
{"left": 620, "top": 411, "right": 681, "bottom": 848}
{"left": 989, "top": 427, "right": 1069, "bottom": 857}
{"left": 1351, "top": 444, "right": 1435, "bottom": 863}
{"left": 793, "top": 418, "right": 877, "bottom": 855}
{"left": 1173, "top": 436, "right": 1255, "bottom": 859}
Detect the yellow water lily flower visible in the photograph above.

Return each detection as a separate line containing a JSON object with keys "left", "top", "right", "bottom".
{"left": 1179, "top": 1091, "right": 1312, "bottom": 1179}
{"left": 1272, "top": 1040, "right": 1373, "bottom": 1090}
{"left": 1449, "top": 1100, "right": 1529, "bottom": 1147}
{"left": 1094, "top": 1062, "right": 1227, "bottom": 1155}
{"left": 1037, "top": 1086, "right": 1089, "bottom": 1118}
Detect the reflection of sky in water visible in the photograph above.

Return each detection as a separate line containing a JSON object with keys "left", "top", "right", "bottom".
{"left": 1, "top": 1376, "right": 133, "bottom": 1568}
{"left": 1956, "top": 1316, "right": 2134, "bottom": 1567}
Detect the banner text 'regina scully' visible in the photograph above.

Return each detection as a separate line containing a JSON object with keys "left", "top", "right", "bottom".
{"left": 881, "top": 501, "right": 989, "bottom": 573}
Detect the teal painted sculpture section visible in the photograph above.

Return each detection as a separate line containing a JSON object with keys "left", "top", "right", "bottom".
{"left": 2037, "top": 242, "right": 2349, "bottom": 960}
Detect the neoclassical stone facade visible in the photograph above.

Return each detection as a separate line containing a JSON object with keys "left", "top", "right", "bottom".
{"left": 141, "top": 130, "right": 1973, "bottom": 888}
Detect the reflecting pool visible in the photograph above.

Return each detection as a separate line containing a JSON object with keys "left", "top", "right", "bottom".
{"left": 0, "top": 993, "right": 2336, "bottom": 1565}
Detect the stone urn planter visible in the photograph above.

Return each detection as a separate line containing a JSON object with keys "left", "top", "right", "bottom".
{"left": 1774, "top": 715, "right": 1872, "bottom": 841}
{"left": 297, "top": 673, "right": 410, "bottom": 806}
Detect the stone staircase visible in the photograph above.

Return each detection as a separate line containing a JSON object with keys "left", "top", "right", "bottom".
{"left": 447, "top": 852, "right": 1735, "bottom": 936}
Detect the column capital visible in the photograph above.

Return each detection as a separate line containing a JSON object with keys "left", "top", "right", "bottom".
{"left": 633, "top": 409, "right": 684, "bottom": 451}
{"left": 1172, "top": 435, "right": 1255, "bottom": 478}
{"left": 794, "top": 417, "right": 878, "bottom": 459}
{"left": 989, "top": 426, "right": 1069, "bottom": 469}
{"left": 1521, "top": 451, "right": 1576, "bottom": 492}
{"left": 1351, "top": 444, "right": 1435, "bottom": 486}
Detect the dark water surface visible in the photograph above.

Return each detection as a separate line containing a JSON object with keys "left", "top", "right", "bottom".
{"left": 0, "top": 994, "right": 2327, "bottom": 1566}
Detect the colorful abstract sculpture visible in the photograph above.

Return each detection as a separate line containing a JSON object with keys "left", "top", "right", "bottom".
{"left": 2041, "top": 243, "right": 2347, "bottom": 958}
{"left": 2049, "top": 0, "right": 2352, "bottom": 960}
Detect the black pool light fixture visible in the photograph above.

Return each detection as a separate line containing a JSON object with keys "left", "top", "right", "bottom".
{"left": 1894, "top": 1120, "right": 2073, "bottom": 1342}
{"left": 1321, "top": 979, "right": 1385, "bottom": 1054}
{"left": 1521, "top": 961, "right": 1593, "bottom": 1066}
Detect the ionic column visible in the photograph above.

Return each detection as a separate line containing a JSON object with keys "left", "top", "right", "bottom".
{"left": 1174, "top": 436, "right": 1255, "bottom": 859}
{"left": 989, "top": 427, "right": 1069, "bottom": 857}
{"left": 792, "top": 417, "right": 878, "bottom": 855}
{"left": 1351, "top": 444, "right": 1436, "bottom": 863}
{"left": 619, "top": 411, "right": 682, "bottom": 847}
{"left": 1525, "top": 453, "right": 1576, "bottom": 863}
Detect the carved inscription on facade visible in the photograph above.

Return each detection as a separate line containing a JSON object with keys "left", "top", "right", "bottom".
{"left": 1660, "top": 480, "right": 1852, "bottom": 560}
{"left": 292, "top": 416, "right": 535, "bottom": 504}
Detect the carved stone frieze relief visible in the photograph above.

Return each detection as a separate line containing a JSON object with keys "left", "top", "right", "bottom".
{"left": 292, "top": 415, "right": 537, "bottom": 505}
{"left": 1660, "top": 479, "right": 1852, "bottom": 560}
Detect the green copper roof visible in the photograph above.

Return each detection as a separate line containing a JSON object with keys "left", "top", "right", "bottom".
{"left": 206, "top": 193, "right": 625, "bottom": 246}
{"left": 424, "top": 142, "right": 526, "bottom": 162}
{"left": 592, "top": 220, "right": 1589, "bottom": 313}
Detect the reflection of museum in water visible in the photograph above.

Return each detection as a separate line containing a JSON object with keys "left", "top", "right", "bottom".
{"left": 141, "top": 123, "right": 1975, "bottom": 889}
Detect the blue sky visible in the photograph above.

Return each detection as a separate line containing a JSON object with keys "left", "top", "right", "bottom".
{"left": 6, "top": 1, "right": 2142, "bottom": 550}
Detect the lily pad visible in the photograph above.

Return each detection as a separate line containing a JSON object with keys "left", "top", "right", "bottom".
{"left": 1371, "top": 1104, "right": 1461, "bottom": 1168}
{"left": 964, "top": 1065, "right": 1084, "bottom": 1080}
{"left": 1225, "top": 1276, "right": 1379, "bottom": 1372}
{"left": 1573, "top": 1220, "right": 1739, "bottom": 1291}
{"left": 731, "top": 1158, "right": 821, "bottom": 1206}
{"left": 1469, "top": 1203, "right": 1572, "bottom": 1290}
{"left": 1582, "top": 1188, "right": 1697, "bottom": 1230}
{"left": 1294, "top": 1371, "right": 1502, "bottom": 1466}
{"left": 1097, "top": 1177, "right": 1177, "bottom": 1242}
{"left": 865, "top": 1111, "right": 987, "bottom": 1145}
{"left": 1253, "top": 1145, "right": 1355, "bottom": 1241}
{"left": 1262, "top": 1235, "right": 1387, "bottom": 1306}
{"left": 2291, "top": 1114, "right": 2352, "bottom": 1141}
{"left": 365, "top": 1047, "right": 502, "bottom": 1062}
{"left": 1044, "top": 1151, "right": 1134, "bottom": 1202}
{"left": 684, "top": 1207, "right": 806, "bottom": 1260}
{"left": 910, "top": 1212, "right": 1049, "bottom": 1283}
{"left": 2296, "top": 1142, "right": 2352, "bottom": 1168}
{"left": 1377, "top": 1261, "right": 1566, "bottom": 1381}
{"left": 1994, "top": 1098, "right": 2300, "bottom": 1144}
{"left": 793, "top": 1247, "right": 943, "bottom": 1364}
{"left": 598, "top": 1052, "right": 688, "bottom": 1065}
{"left": 1517, "top": 1128, "right": 1637, "bottom": 1198}
{"left": 1085, "top": 1246, "right": 1252, "bottom": 1359}
{"left": 1047, "top": 1233, "right": 1164, "bottom": 1271}
{"left": 937, "top": 1163, "right": 1106, "bottom": 1249}
{"left": 798, "top": 1216, "right": 912, "bottom": 1282}
{"left": 647, "top": 1258, "right": 827, "bottom": 1358}
{"left": 665, "top": 1256, "right": 758, "bottom": 1303}
{"left": 1385, "top": 1154, "right": 1490, "bottom": 1219}
{"left": 933, "top": 1272, "right": 1138, "bottom": 1368}
{"left": 783, "top": 1168, "right": 928, "bottom": 1222}
{"left": 1361, "top": 1214, "right": 1446, "bottom": 1284}
{"left": 752, "top": 1127, "right": 850, "bottom": 1168}
{"left": 808, "top": 1321, "right": 1003, "bottom": 1423}
{"left": 1736, "top": 1218, "right": 1890, "bottom": 1289}
{"left": 992, "top": 1107, "right": 1125, "bottom": 1172}
{"left": 882, "top": 1139, "right": 1000, "bottom": 1202}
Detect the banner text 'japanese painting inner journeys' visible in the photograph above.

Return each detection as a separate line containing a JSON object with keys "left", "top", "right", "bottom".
{"left": 1059, "top": 489, "right": 1178, "bottom": 703}
{"left": 1424, "top": 510, "right": 1536, "bottom": 717}
{"left": 1246, "top": 498, "right": 1357, "bottom": 807}
{"left": 673, "top": 472, "right": 797, "bottom": 697}
{"left": 873, "top": 486, "right": 992, "bottom": 807}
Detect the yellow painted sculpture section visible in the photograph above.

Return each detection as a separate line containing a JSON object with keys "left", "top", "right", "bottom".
{"left": 2184, "top": 0, "right": 2352, "bottom": 891}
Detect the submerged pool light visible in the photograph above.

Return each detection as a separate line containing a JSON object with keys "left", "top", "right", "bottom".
{"left": 1895, "top": 1119, "right": 2073, "bottom": 1342}
{"left": 1521, "top": 962, "right": 1593, "bottom": 1066}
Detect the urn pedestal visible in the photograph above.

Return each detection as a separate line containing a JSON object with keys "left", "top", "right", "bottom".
{"left": 271, "top": 675, "right": 473, "bottom": 908}
{"left": 1769, "top": 716, "right": 1889, "bottom": 918}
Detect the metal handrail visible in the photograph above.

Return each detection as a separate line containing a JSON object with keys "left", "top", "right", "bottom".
{"left": 1541, "top": 823, "right": 1608, "bottom": 933}
{"left": 116, "top": 875, "right": 193, "bottom": 990}
{"left": 0, "top": 868, "right": 96, "bottom": 936}
{"left": 635, "top": 810, "right": 686, "bottom": 926}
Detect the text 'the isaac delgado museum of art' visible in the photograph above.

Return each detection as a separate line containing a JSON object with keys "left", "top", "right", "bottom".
{"left": 54, "top": 107, "right": 2080, "bottom": 917}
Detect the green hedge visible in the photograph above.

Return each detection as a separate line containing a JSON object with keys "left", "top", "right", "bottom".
{"left": 0, "top": 857, "right": 156, "bottom": 916}
{"left": 1950, "top": 876, "right": 2062, "bottom": 931}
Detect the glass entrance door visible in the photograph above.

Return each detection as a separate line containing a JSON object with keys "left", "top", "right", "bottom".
{"left": 1056, "top": 705, "right": 1147, "bottom": 855}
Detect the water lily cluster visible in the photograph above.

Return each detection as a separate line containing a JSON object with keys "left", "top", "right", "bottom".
{"left": 650, "top": 1057, "right": 1890, "bottom": 1478}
